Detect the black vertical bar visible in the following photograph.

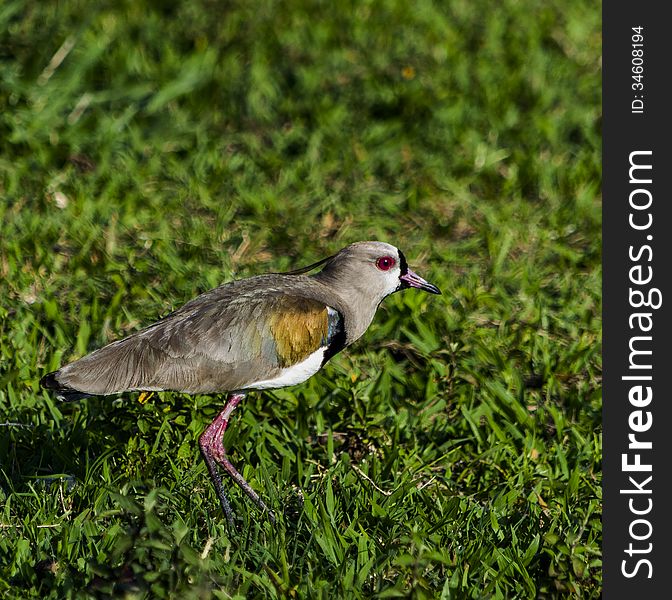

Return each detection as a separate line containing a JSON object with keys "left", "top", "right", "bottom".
{"left": 603, "top": 2, "right": 671, "bottom": 597}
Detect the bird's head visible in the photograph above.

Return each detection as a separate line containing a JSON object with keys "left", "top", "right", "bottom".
{"left": 314, "top": 241, "right": 441, "bottom": 302}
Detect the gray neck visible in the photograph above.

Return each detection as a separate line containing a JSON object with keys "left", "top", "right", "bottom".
{"left": 312, "top": 271, "right": 384, "bottom": 345}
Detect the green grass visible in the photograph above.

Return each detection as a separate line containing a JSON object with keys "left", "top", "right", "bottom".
{"left": 1, "top": 0, "right": 601, "bottom": 597}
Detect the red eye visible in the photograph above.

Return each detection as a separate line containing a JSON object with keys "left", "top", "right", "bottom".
{"left": 376, "top": 256, "right": 396, "bottom": 271}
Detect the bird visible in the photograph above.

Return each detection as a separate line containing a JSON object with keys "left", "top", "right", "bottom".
{"left": 40, "top": 241, "right": 441, "bottom": 525}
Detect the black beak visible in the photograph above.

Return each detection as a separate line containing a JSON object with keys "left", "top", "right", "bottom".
{"left": 400, "top": 269, "right": 441, "bottom": 295}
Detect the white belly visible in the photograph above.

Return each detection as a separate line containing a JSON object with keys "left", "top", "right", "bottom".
{"left": 245, "top": 347, "right": 326, "bottom": 390}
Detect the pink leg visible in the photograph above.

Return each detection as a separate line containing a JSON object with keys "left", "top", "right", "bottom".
{"left": 198, "top": 393, "right": 275, "bottom": 525}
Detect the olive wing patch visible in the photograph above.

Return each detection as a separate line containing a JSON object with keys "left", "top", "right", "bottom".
{"left": 268, "top": 298, "right": 330, "bottom": 368}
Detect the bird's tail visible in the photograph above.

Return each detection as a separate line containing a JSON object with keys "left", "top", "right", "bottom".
{"left": 40, "top": 371, "right": 92, "bottom": 402}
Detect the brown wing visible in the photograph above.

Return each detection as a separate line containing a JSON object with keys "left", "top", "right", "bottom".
{"left": 45, "top": 290, "right": 339, "bottom": 396}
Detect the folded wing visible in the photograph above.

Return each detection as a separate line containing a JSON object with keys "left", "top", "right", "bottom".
{"left": 42, "top": 290, "right": 343, "bottom": 397}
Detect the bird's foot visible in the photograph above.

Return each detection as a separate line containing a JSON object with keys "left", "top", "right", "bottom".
{"left": 199, "top": 393, "right": 276, "bottom": 525}
{"left": 200, "top": 444, "right": 237, "bottom": 527}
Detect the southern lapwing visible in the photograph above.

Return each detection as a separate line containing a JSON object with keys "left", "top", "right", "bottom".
{"left": 41, "top": 241, "right": 440, "bottom": 525}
